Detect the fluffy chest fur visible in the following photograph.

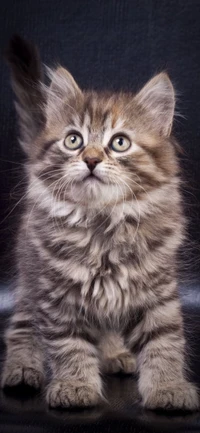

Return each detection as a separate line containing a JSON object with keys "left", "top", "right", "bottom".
{"left": 23, "top": 177, "right": 182, "bottom": 325}
{"left": 26, "top": 201, "right": 135, "bottom": 319}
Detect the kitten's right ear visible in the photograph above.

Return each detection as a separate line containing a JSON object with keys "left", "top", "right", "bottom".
{"left": 5, "top": 35, "right": 46, "bottom": 152}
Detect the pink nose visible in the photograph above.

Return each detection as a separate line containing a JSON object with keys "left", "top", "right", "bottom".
{"left": 84, "top": 157, "right": 102, "bottom": 172}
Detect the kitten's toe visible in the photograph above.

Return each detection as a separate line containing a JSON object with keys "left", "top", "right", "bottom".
{"left": 1, "top": 364, "right": 23, "bottom": 387}
{"left": 47, "top": 380, "right": 102, "bottom": 408}
{"left": 142, "top": 381, "right": 199, "bottom": 411}
{"left": 103, "top": 352, "right": 136, "bottom": 374}
{"left": 23, "top": 367, "right": 43, "bottom": 388}
{"left": 2, "top": 363, "right": 43, "bottom": 389}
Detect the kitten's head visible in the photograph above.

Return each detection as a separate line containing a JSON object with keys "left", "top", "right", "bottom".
{"left": 7, "top": 36, "right": 178, "bottom": 210}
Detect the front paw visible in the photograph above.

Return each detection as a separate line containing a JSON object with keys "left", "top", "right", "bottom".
{"left": 103, "top": 352, "right": 136, "bottom": 374}
{"left": 2, "top": 363, "right": 43, "bottom": 389}
{"left": 141, "top": 381, "right": 199, "bottom": 411}
{"left": 46, "top": 380, "right": 102, "bottom": 408}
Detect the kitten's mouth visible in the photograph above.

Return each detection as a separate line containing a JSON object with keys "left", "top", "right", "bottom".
{"left": 84, "top": 173, "right": 104, "bottom": 183}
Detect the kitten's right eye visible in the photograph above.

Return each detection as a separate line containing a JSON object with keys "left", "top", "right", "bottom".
{"left": 64, "top": 133, "right": 83, "bottom": 150}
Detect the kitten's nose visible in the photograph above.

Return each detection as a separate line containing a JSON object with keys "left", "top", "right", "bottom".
{"left": 84, "top": 157, "right": 102, "bottom": 172}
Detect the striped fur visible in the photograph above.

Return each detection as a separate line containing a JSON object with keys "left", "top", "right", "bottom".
{"left": 2, "top": 36, "right": 199, "bottom": 410}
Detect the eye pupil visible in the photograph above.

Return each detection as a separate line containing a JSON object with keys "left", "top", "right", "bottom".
{"left": 117, "top": 138, "right": 124, "bottom": 146}
{"left": 71, "top": 136, "right": 76, "bottom": 143}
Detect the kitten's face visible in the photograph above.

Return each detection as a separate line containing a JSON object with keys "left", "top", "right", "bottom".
{"left": 7, "top": 37, "right": 178, "bottom": 209}
{"left": 32, "top": 71, "right": 178, "bottom": 208}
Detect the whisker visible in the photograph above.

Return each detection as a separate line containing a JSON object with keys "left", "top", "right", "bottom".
{"left": 0, "top": 168, "right": 67, "bottom": 225}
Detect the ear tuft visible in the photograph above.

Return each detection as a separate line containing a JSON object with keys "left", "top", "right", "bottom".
{"left": 135, "top": 72, "right": 175, "bottom": 136}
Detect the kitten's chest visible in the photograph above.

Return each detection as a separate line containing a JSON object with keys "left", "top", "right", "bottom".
{"left": 81, "top": 260, "right": 131, "bottom": 319}
{"left": 69, "top": 234, "right": 133, "bottom": 317}
{"left": 43, "top": 220, "right": 136, "bottom": 318}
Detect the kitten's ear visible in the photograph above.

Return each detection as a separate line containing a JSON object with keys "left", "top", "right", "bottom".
{"left": 5, "top": 35, "right": 46, "bottom": 152}
{"left": 135, "top": 73, "right": 175, "bottom": 137}
{"left": 45, "top": 66, "right": 82, "bottom": 120}
{"left": 47, "top": 66, "right": 81, "bottom": 98}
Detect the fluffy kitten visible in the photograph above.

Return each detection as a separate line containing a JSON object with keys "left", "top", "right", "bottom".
{"left": 1, "top": 35, "right": 199, "bottom": 410}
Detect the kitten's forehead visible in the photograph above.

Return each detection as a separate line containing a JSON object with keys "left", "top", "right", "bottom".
{"left": 72, "top": 92, "right": 130, "bottom": 145}
{"left": 82, "top": 92, "right": 127, "bottom": 130}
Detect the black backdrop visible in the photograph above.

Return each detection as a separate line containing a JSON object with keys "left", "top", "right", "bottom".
{"left": 1, "top": 0, "right": 200, "bottom": 282}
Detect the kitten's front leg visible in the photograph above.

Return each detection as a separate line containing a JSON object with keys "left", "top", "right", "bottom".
{"left": 128, "top": 288, "right": 199, "bottom": 410}
{"left": 2, "top": 307, "right": 44, "bottom": 389}
{"left": 45, "top": 329, "right": 102, "bottom": 408}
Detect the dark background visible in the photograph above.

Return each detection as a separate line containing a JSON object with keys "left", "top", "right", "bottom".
{"left": 1, "top": 0, "right": 200, "bottom": 282}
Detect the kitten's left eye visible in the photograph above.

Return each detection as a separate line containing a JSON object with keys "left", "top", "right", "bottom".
{"left": 110, "top": 136, "right": 131, "bottom": 152}
{"left": 64, "top": 133, "right": 83, "bottom": 150}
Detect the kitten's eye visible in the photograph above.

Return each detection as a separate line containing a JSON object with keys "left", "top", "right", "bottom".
{"left": 110, "top": 136, "right": 131, "bottom": 152}
{"left": 64, "top": 133, "right": 83, "bottom": 150}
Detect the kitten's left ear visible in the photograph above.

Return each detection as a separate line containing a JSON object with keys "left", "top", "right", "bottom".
{"left": 46, "top": 66, "right": 82, "bottom": 117}
{"left": 135, "top": 73, "right": 175, "bottom": 137}
{"left": 47, "top": 66, "right": 82, "bottom": 99}
{"left": 45, "top": 66, "right": 82, "bottom": 122}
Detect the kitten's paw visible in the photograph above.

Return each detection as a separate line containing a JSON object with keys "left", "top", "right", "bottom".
{"left": 141, "top": 381, "right": 199, "bottom": 411}
{"left": 103, "top": 352, "right": 136, "bottom": 374}
{"left": 47, "top": 380, "right": 101, "bottom": 408}
{"left": 2, "top": 363, "right": 43, "bottom": 389}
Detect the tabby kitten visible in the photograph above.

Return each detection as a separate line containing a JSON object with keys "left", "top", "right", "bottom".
{"left": 1, "top": 35, "right": 199, "bottom": 410}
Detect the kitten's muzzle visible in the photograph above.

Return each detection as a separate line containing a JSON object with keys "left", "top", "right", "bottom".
{"left": 83, "top": 157, "right": 102, "bottom": 172}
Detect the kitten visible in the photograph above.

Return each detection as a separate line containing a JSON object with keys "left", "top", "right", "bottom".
{"left": 1, "top": 35, "right": 199, "bottom": 410}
